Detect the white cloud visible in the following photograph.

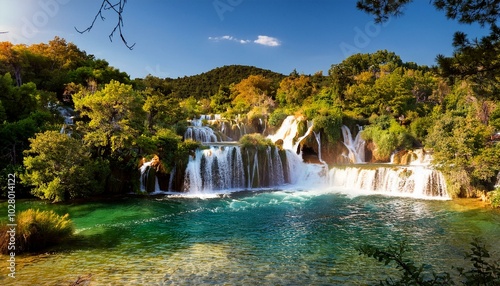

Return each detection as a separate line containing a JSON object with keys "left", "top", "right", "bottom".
{"left": 209, "top": 35, "right": 250, "bottom": 44}
{"left": 209, "top": 35, "right": 281, "bottom": 47}
{"left": 254, "top": 35, "right": 281, "bottom": 47}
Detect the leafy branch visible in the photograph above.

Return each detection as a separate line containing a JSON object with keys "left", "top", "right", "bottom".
{"left": 357, "top": 239, "right": 500, "bottom": 285}
{"left": 75, "top": 0, "right": 135, "bottom": 50}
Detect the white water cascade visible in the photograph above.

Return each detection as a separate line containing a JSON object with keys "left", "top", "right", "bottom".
{"left": 139, "top": 161, "right": 161, "bottom": 193}
{"left": 268, "top": 116, "right": 314, "bottom": 153}
{"left": 328, "top": 166, "right": 449, "bottom": 199}
{"left": 142, "top": 114, "right": 450, "bottom": 200}
{"left": 184, "top": 118, "right": 220, "bottom": 143}
{"left": 58, "top": 106, "right": 74, "bottom": 135}
{"left": 183, "top": 145, "right": 288, "bottom": 193}
{"left": 341, "top": 125, "right": 365, "bottom": 163}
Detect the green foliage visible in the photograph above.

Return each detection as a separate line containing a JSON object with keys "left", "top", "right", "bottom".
{"left": 73, "top": 80, "right": 146, "bottom": 156}
{"left": 143, "top": 88, "right": 183, "bottom": 130}
{"left": 425, "top": 109, "right": 495, "bottom": 197}
{"left": 0, "top": 110, "right": 53, "bottom": 169}
{"left": 301, "top": 87, "right": 343, "bottom": 142}
{"left": 269, "top": 108, "right": 289, "bottom": 127}
{"left": 357, "top": 240, "right": 453, "bottom": 285}
{"left": 22, "top": 131, "right": 109, "bottom": 202}
{"left": 329, "top": 50, "right": 404, "bottom": 95}
{"left": 175, "top": 139, "right": 201, "bottom": 167}
{"left": 162, "top": 65, "right": 284, "bottom": 100}
{"left": 0, "top": 209, "right": 74, "bottom": 254}
{"left": 410, "top": 116, "right": 434, "bottom": 142}
{"left": 0, "top": 73, "right": 40, "bottom": 121}
{"left": 151, "top": 128, "right": 182, "bottom": 171}
{"left": 239, "top": 134, "right": 274, "bottom": 151}
{"left": 490, "top": 189, "right": 500, "bottom": 208}
{"left": 363, "top": 115, "right": 414, "bottom": 161}
{"left": 455, "top": 239, "right": 500, "bottom": 285}
{"left": 210, "top": 85, "right": 232, "bottom": 114}
{"left": 358, "top": 239, "right": 500, "bottom": 285}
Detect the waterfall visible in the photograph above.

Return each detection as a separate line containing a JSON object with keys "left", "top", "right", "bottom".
{"left": 184, "top": 126, "right": 219, "bottom": 143}
{"left": 341, "top": 125, "right": 365, "bottom": 163}
{"left": 177, "top": 114, "right": 447, "bottom": 199}
{"left": 184, "top": 146, "right": 246, "bottom": 193}
{"left": 140, "top": 161, "right": 161, "bottom": 193}
{"left": 328, "top": 166, "right": 449, "bottom": 199}
{"left": 313, "top": 131, "right": 328, "bottom": 165}
{"left": 268, "top": 116, "right": 301, "bottom": 151}
{"left": 57, "top": 106, "right": 74, "bottom": 135}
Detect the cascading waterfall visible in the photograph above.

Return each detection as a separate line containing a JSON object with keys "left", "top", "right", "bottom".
{"left": 184, "top": 127, "right": 219, "bottom": 142}
{"left": 183, "top": 145, "right": 288, "bottom": 193}
{"left": 328, "top": 166, "right": 449, "bottom": 199}
{"left": 141, "top": 114, "right": 449, "bottom": 199}
{"left": 140, "top": 161, "right": 161, "bottom": 193}
{"left": 341, "top": 125, "right": 365, "bottom": 163}
{"left": 58, "top": 106, "right": 74, "bottom": 135}
{"left": 184, "top": 117, "right": 221, "bottom": 143}
{"left": 268, "top": 116, "right": 302, "bottom": 151}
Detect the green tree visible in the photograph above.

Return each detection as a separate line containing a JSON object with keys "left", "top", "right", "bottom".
{"left": 356, "top": 0, "right": 499, "bottom": 26}
{"left": 143, "top": 88, "right": 183, "bottom": 131}
{"left": 425, "top": 109, "right": 494, "bottom": 197}
{"left": 362, "top": 115, "right": 414, "bottom": 161}
{"left": 357, "top": 1, "right": 500, "bottom": 101}
{"left": 22, "top": 131, "right": 109, "bottom": 202}
{"left": 73, "top": 80, "right": 146, "bottom": 157}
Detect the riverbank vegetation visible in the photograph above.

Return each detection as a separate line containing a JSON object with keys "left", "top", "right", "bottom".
{"left": 0, "top": 209, "right": 74, "bottom": 254}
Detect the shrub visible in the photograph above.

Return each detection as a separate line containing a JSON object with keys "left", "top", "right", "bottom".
{"left": 0, "top": 209, "right": 74, "bottom": 254}
{"left": 490, "top": 189, "right": 500, "bottom": 208}
{"left": 239, "top": 134, "right": 274, "bottom": 151}
{"left": 269, "top": 108, "right": 288, "bottom": 127}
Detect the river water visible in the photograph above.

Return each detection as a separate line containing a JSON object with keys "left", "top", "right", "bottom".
{"left": 1, "top": 188, "right": 499, "bottom": 285}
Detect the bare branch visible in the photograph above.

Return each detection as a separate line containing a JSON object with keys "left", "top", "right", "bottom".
{"left": 75, "top": 0, "right": 135, "bottom": 50}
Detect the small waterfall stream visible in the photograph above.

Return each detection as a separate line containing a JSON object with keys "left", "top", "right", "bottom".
{"left": 341, "top": 125, "right": 365, "bottom": 163}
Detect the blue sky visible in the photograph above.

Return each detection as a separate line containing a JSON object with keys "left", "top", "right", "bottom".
{"left": 0, "top": 0, "right": 491, "bottom": 79}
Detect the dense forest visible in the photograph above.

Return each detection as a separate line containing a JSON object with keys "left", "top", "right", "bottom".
{"left": 0, "top": 33, "right": 499, "bottom": 205}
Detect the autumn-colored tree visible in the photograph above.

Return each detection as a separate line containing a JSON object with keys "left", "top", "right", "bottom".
{"left": 0, "top": 42, "right": 29, "bottom": 86}
{"left": 231, "top": 75, "right": 275, "bottom": 115}
{"left": 276, "top": 75, "right": 314, "bottom": 108}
